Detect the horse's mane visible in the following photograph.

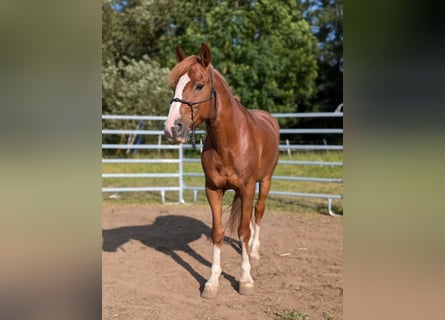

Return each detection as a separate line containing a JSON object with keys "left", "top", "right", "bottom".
{"left": 212, "top": 68, "right": 240, "bottom": 104}
{"left": 168, "top": 55, "right": 200, "bottom": 86}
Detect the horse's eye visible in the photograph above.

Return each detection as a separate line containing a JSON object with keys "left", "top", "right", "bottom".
{"left": 195, "top": 83, "right": 204, "bottom": 90}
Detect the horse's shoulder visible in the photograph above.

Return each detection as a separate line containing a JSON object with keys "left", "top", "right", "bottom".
{"left": 248, "top": 109, "right": 279, "bottom": 131}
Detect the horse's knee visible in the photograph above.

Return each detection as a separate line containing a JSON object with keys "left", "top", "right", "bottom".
{"left": 211, "top": 227, "right": 224, "bottom": 245}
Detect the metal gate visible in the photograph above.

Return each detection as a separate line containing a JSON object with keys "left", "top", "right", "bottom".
{"left": 102, "top": 113, "right": 343, "bottom": 216}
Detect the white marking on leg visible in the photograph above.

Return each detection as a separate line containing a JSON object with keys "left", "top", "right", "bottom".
{"left": 164, "top": 73, "right": 191, "bottom": 137}
{"left": 205, "top": 244, "right": 221, "bottom": 288}
{"left": 240, "top": 241, "right": 253, "bottom": 283}
{"left": 248, "top": 219, "right": 254, "bottom": 248}
{"left": 249, "top": 222, "right": 261, "bottom": 260}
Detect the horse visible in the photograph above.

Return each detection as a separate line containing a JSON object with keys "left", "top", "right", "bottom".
{"left": 164, "top": 43, "right": 280, "bottom": 299}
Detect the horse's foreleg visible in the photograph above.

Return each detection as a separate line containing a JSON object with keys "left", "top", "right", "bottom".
{"left": 250, "top": 176, "right": 272, "bottom": 260}
{"left": 201, "top": 187, "right": 224, "bottom": 300}
{"left": 238, "top": 183, "right": 256, "bottom": 295}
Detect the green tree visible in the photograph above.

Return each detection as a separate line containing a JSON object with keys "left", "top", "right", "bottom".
{"left": 299, "top": 0, "right": 343, "bottom": 112}
{"left": 102, "top": 0, "right": 174, "bottom": 117}
{"left": 102, "top": 55, "right": 170, "bottom": 116}
{"left": 102, "top": 0, "right": 177, "bottom": 63}
{"left": 159, "top": 0, "right": 319, "bottom": 123}
{"left": 101, "top": 0, "right": 340, "bottom": 127}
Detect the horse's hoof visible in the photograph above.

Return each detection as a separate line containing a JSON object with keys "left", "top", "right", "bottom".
{"left": 239, "top": 281, "right": 254, "bottom": 295}
{"left": 201, "top": 285, "right": 219, "bottom": 299}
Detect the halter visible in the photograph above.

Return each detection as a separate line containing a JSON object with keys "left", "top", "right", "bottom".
{"left": 170, "top": 67, "right": 217, "bottom": 149}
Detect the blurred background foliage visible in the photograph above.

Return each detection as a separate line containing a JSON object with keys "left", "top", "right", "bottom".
{"left": 102, "top": 0, "right": 343, "bottom": 130}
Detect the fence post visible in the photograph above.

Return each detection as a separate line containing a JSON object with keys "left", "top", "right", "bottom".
{"left": 286, "top": 139, "right": 291, "bottom": 156}
{"left": 157, "top": 134, "right": 162, "bottom": 157}
{"left": 178, "top": 144, "right": 185, "bottom": 203}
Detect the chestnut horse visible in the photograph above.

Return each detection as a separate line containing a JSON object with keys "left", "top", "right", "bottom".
{"left": 164, "top": 43, "right": 280, "bottom": 299}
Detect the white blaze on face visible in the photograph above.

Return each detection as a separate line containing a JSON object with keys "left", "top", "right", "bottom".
{"left": 165, "top": 73, "right": 191, "bottom": 137}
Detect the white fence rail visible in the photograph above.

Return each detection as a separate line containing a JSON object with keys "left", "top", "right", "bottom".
{"left": 102, "top": 113, "right": 343, "bottom": 216}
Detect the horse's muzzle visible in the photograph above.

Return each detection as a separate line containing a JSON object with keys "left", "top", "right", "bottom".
{"left": 164, "top": 120, "right": 189, "bottom": 144}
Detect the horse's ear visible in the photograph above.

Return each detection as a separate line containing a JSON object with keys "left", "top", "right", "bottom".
{"left": 199, "top": 43, "right": 211, "bottom": 67}
{"left": 176, "top": 46, "right": 186, "bottom": 62}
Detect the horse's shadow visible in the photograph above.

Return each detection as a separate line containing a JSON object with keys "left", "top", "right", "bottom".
{"left": 102, "top": 215, "right": 241, "bottom": 293}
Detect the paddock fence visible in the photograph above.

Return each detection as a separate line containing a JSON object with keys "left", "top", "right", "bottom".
{"left": 102, "top": 112, "right": 343, "bottom": 216}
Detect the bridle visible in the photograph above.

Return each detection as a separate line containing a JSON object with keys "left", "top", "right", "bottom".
{"left": 170, "top": 67, "right": 217, "bottom": 149}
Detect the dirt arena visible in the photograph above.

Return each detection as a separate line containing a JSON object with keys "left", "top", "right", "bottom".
{"left": 102, "top": 204, "right": 343, "bottom": 320}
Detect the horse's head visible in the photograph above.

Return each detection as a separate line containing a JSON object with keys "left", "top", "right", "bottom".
{"left": 164, "top": 43, "right": 216, "bottom": 144}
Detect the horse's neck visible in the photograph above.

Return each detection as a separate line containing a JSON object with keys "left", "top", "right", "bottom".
{"left": 204, "top": 73, "right": 248, "bottom": 152}
{"left": 205, "top": 98, "right": 244, "bottom": 151}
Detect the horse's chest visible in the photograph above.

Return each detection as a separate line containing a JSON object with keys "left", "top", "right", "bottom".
{"left": 201, "top": 154, "right": 241, "bottom": 189}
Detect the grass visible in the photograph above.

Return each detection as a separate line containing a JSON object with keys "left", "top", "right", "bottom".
{"left": 275, "top": 310, "right": 310, "bottom": 320}
{"left": 273, "top": 310, "right": 335, "bottom": 320}
{"left": 102, "top": 150, "right": 343, "bottom": 214}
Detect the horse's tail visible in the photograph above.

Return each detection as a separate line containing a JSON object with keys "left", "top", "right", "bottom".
{"left": 226, "top": 194, "right": 242, "bottom": 236}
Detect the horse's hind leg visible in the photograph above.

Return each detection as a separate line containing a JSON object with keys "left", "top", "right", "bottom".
{"left": 249, "top": 176, "right": 272, "bottom": 260}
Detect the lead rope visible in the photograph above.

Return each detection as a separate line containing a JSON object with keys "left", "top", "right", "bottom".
{"left": 190, "top": 105, "right": 196, "bottom": 149}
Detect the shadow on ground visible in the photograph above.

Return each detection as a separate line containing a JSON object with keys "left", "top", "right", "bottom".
{"left": 102, "top": 215, "right": 241, "bottom": 293}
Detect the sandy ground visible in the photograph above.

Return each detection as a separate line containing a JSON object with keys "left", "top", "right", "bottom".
{"left": 102, "top": 204, "right": 342, "bottom": 320}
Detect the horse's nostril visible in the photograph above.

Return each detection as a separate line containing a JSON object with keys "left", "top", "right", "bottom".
{"left": 173, "top": 121, "right": 184, "bottom": 135}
